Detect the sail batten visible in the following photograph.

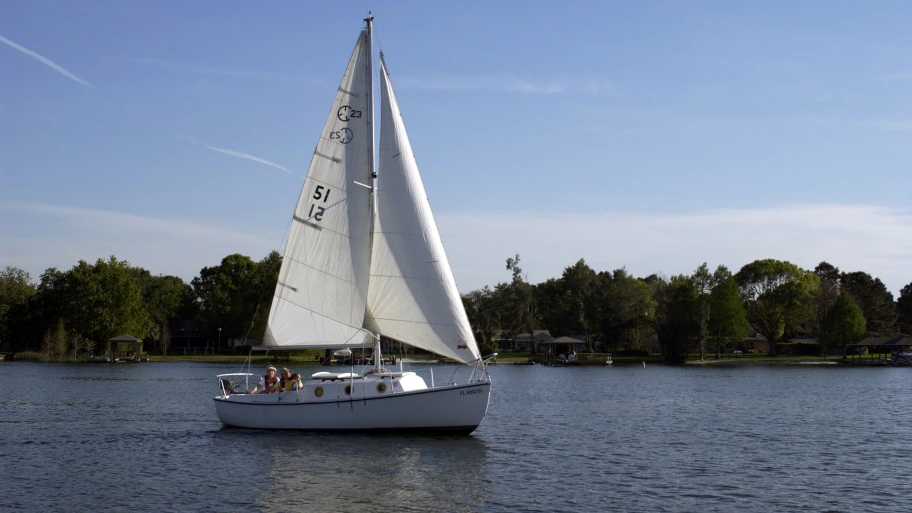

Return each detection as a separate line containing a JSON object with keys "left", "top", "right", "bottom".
{"left": 365, "top": 57, "right": 481, "bottom": 364}
{"left": 264, "top": 29, "right": 374, "bottom": 348}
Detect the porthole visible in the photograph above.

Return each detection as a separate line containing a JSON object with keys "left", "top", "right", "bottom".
{"left": 344, "top": 385, "right": 352, "bottom": 395}
{"left": 376, "top": 382, "right": 387, "bottom": 393}
{"left": 314, "top": 387, "right": 324, "bottom": 398}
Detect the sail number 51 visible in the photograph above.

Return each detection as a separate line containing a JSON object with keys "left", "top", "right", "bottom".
{"left": 308, "top": 186, "right": 331, "bottom": 221}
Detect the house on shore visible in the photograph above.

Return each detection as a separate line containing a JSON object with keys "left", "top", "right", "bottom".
{"left": 493, "top": 330, "right": 553, "bottom": 351}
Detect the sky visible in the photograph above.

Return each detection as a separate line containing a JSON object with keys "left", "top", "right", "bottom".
{"left": 1, "top": 1, "right": 910, "bottom": 295}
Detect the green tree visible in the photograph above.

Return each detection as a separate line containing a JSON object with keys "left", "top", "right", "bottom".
{"left": 652, "top": 275, "right": 701, "bottom": 363}
{"left": 780, "top": 272, "right": 820, "bottom": 342}
{"left": 708, "top": 275, "right": 750, "bottom": 358}
{"left": 462, "top": 286, "right": 499, "bottom": 356}
{"left": 562, "top": 258, "right": 596, "bottom": 350}
{"left": 66, "top": 257, "right": 153, "bottom": 351}
{"left": 735, "top": 259, "right": 813, "bottom": 357}
{"left": 840, "top": 271, "right": 897, "bottom": 336}
{"left": 534, "top": 277, "right": 572, "bottom": 336}
{"left": 814, "top": 262, "right": 841, "bottom": 334}
{"left": 599, "top": 269, "right": 655, "bottom": 354}
{"left": 35, "top": 268, "right": 67, "bottom": 323}
{"left": 193, "top": 252, "right": 279, "bottom": 345}
{"left": 692, "top": 263, "right": 714, "bottom": 361}
{"left": 68, "top": 331, "right": 89, "bottom": 361}
{"left": 16, "top": 268, "right": 69, "bottom": 352}
{"left": 819, "top": 293, "right": 866, "bottom": 357}
{"left": 250, "top": 251, "right": 282, "bottom": 343}
{"left": 136, "top": 272, "right": 190, "bottom": 349}
{"left": 898, "top": 282, "right": 912, "bottom": 335}
{"left": 0, "top": 267, "right": 36, "bottom": 347}
{"left": 52, "top": 319, "right": 68, "bottom": 358}
{"left": 504, "top": 254, "right": 538, "bottom": 354}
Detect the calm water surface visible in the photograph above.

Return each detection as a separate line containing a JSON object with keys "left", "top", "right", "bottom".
{"left": 1, "top": 361, "right": 910, "bottom": 512}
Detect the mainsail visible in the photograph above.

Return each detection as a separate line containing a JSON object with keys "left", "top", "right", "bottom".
{"left": 264, "top": 30, "right": 374, "bottom": 348}
{"left": 365, "top": 56, "right": 481, "bottom": 364}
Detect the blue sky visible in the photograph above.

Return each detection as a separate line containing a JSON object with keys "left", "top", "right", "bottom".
{"left": 1, "top": 1, "right": 910, "bottom": 294}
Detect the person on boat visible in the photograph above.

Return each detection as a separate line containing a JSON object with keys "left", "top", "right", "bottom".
{"left": 290, "top": 373, "right": 303, "bottom": 391}
{"left": 249, "top": 365, "right": 280, "bottom": 394}
{"left": 279, "top": 367, "right": 295, "bottom": 391}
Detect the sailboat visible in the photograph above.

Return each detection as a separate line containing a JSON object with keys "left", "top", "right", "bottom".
{"left": 213, "top": 15, "right": 494, "bottom": 434}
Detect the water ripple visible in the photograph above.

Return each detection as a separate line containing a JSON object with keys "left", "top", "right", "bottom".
{"left": 2, "top": 362, "right": 911, "bottom": 511}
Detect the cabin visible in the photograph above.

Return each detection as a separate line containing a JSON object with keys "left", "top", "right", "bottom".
{"left": 494, "top": 330, "right": 553, "bottom": 352}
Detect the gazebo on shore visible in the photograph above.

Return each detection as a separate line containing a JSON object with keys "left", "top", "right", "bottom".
{"left": 541, "top": 336, "right": 587, "bottom": 365}
{"left": 846, "top": 336, "right": 912, "bottom": 363}
{"left": 108, "top": 334, "right": 143, "bottom": 362}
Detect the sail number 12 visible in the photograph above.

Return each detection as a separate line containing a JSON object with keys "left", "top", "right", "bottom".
{"left": 308, "top": 185, "right": 331, "bottom": 221}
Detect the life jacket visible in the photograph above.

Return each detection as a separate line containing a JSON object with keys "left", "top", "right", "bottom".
{"left": 263, "top": 374, "right": 279, "bottom": 392}
{"left": 281, "top": 377, "right": 303, "bottom": 392}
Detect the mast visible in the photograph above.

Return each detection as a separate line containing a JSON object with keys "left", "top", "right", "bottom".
{"left": 365, "top": 12, "right": 376, "bottom": 192}
{"left": 364, "top": 12, "right": 384, "bottom": 373}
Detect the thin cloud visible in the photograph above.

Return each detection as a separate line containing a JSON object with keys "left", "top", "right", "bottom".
{"left": 178, "top": 136, "right": 293, "bottom": 174}
{"left": 0, "top": 34, "right": 94, "bottom": 88}
{"left": 131, "top": 58, "right": 323, "bottom": 85}
{"left": 436, "top": 204, "right": 912, "bottom": 295}
{"left": 6, "top": 202, "right": 275, "bottom": 246}
{"left": 6, "top": 201, "right": 908, "bottom": 297}
{"left": 0, "top": 202, "right": 279, "bottom": 282}
{"left": 394, "top": 74, "right": 612, "bottom": 95}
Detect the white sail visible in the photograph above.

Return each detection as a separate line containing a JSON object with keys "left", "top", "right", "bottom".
{"left": 366, "top": 56, "right": 481, "bottom": 364}
{"left": 264, "top": 29, "right": 374, "bottom": 348}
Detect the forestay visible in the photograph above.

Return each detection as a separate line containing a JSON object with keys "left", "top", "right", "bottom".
{"left": 264, "top": 30, "right": 374, "bottom": 348}
{"left": 366, "top": 56, "right": 481, "bottom": 364}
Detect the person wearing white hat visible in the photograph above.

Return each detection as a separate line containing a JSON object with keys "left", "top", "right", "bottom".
{"left": 249, "top": 365, "right": 279, "bottom": 394}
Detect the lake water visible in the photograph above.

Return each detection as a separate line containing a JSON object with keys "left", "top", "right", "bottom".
{"left": 1, "top": 361, "right": 910, "bottom": 512}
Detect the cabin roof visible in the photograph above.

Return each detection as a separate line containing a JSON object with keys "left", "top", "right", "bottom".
{"left": 108, "top": 334, "right": 141, "bottom": 342}
{"left": 850, "top": 336, "right": 912, "bottom": 347}
{"left": 542, "top": 336, "right": 587, "bottom": 345}
{"left": 493, "top": 330, "right": 553, "bottom": 342}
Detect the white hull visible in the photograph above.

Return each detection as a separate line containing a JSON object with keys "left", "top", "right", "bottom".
{"left": 214, "top": 374, "right": 491, "bottom": 434}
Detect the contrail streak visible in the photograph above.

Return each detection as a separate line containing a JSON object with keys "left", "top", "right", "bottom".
{"left": 0, "top": 34, "right": 94, "bottom": 88}
{"left": 178, "top": 136, "right": 293, "bottom": 174}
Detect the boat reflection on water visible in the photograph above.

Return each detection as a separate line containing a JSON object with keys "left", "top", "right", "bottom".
{"left": 214, "top": 430, "right": 490, "bottom": 511}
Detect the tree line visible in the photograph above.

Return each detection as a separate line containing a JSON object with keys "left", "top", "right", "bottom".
{"left": 0, "top": 252, "right": 280, "bottom": 358}
{"left": 1, "top": 252, "right": 910, "bottom": 362}
{"left": 461, "top": 256, "right": 912, "bottom": 362}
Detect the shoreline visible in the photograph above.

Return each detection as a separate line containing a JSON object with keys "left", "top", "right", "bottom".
{"left": 685, "top": 358, "right": 840, "bottom": 365}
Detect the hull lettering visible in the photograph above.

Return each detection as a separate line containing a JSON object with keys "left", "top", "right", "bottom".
{"left": 459, "top": 387, "right": 484, "bottom": 396}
